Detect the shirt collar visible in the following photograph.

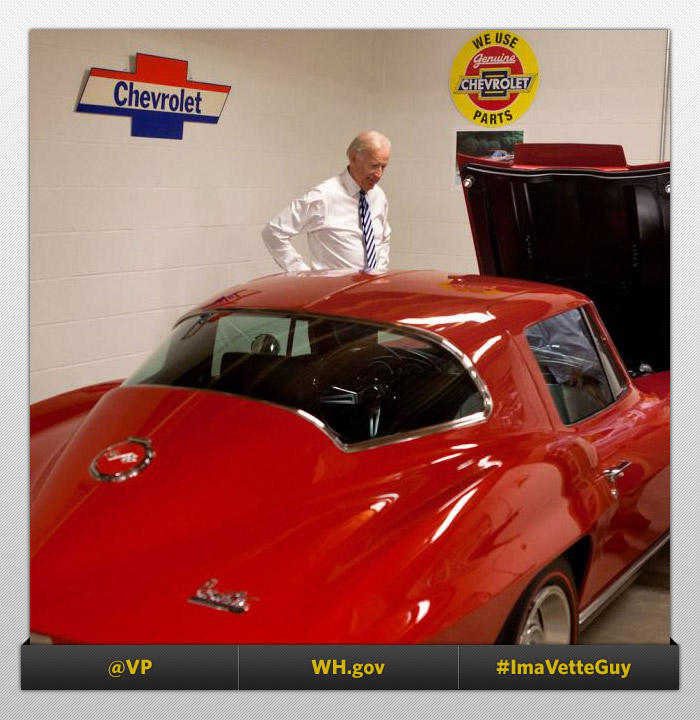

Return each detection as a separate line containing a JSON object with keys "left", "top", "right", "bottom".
{"left": 342, "top": 167, "right": 363, "bottom": 197}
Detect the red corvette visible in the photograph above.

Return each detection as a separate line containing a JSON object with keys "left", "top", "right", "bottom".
{"left": 30, "top": 145, "right": 669, "bottom": 645}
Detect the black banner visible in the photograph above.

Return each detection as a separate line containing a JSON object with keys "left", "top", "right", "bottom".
{"left": 458, "top": 644, "right": 679, "bottom": 690}
{"left": 239, "top": 645, "right": 456, "bottom": 690}
{"left": 21, "top": 640, "right": 679, "bottom": 691}
{"left": 21, "top": 642, "right": 238, "bottom": 690}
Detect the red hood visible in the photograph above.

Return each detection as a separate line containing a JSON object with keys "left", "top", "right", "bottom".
{"left": 31, "top": 385, "right": 490, "bottom": 643}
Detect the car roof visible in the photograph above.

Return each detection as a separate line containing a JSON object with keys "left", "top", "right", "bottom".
{"left": 188, "top": 270, "right": 588, "bottom": 336}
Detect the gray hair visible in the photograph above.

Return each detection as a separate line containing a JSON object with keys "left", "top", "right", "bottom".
{"left": 346, "top": 130, "right": 391, "bottom": 159}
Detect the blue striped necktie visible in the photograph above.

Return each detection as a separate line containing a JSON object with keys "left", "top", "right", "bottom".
{"left": 358, "top": 190, "right": 377, "bottom": 271}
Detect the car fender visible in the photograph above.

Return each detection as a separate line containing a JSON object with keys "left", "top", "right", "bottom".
{"left": 328, "top": 438, "right": 602, "bottom": 643}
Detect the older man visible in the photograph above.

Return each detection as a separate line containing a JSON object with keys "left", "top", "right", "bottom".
{"left": 262, "top": 131, "right": 391, "bottom": 272}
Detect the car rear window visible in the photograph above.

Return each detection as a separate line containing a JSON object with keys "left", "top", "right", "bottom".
{"left": 125, "top": 311, "right": 487, "bottom": 446}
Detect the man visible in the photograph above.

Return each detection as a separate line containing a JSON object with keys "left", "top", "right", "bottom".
{"left": 262, "top": 131, "right": 391, "bottom": 272}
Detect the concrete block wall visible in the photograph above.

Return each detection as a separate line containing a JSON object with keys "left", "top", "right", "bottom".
{"left": 30, "top": 29, "right": 669, "bottom": 402}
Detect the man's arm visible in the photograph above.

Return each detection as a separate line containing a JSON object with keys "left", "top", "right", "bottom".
{"left": 376, "top": 194, "right": 391, "bottom": 272}
{"left": 262, "top": 189, "right": 325, "bottom": 272}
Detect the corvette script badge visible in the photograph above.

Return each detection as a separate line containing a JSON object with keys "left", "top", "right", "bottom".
{"left": 188, "top": 578, "right": 255, "bottom": 614}
{"left": 90, "top": 437, "right": 154, "bottom": 482}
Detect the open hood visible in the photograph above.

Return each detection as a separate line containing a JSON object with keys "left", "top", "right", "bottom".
{"left": 458, "top": 143, "right": 670, "bottom": 373}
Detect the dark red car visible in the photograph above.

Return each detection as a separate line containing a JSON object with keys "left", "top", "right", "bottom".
{"left": 30, "top": 145, "right": 669, "bottom": 645}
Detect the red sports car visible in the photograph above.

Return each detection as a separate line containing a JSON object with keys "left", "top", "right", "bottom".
{"left": 30, "top": 144, "right": 669, "bottom": 645}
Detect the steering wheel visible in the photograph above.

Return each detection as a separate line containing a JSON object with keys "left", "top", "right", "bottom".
{"left": 314, "top": 342, "right": 403, "bottom": 441}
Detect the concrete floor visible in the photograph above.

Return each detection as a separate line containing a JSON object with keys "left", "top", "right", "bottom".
{"left": 579, "top": 543, "right": 670, "bottom": 644}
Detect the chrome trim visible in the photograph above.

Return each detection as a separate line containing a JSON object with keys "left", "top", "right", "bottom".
{"left": 90, "top": 437, "right": 154, "bottom": 482}
{"left": 188, "top": 578, "right": 254, "bottom": 614}
{"left": 580, "top": 305, "right": 631, "bottom": 401}
{"left": 578, "top": 531, "right": 669, "bottom": 629}
{"left": 152, "top": 308, "right": 494, "bottom": 454}
{"left": 603, "top": 460, "right": 631, "bottom": 483}
{"left": 340, "top": 409, "right": 489, "bottom": 453}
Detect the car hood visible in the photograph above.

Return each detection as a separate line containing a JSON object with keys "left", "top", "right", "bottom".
{"left": 30, "top": 385, "right": 467, "bottom": 643}
{"left": 457, "top": 143, "right": 670, "bottom": 373}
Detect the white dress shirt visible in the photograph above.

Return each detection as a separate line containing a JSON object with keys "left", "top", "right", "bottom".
{"left": 262, "top": 168, "right": 391, "bottom": 272}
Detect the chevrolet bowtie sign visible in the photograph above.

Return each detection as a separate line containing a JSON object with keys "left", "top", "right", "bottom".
{"left": 77, "top": 53, "right": 231, "bottom": 139}
{"left": 450, "top": 31, "right": 539, "bottom": 127}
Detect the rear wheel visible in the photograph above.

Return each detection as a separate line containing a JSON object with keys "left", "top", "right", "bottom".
{"left": 498, "top": 558, "right": 578, "bottom": 645}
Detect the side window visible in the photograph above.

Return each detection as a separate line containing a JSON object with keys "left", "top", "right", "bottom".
{"left": 525, "top": 308, "right": 614, "bottom": 425}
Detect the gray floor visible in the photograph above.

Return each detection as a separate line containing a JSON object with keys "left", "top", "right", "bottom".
{"left": 579, "top": 543, "right": 670, "bottom": 644}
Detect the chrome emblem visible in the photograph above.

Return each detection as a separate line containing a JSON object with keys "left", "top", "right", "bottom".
{"left": 188, "top": 578, "right": 255, "bottom": 614}
{"left": 90, "top": 437, "right": 154, "bottom": 482}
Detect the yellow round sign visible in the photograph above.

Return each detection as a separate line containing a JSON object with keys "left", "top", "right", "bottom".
{"left": 450, "top": 30, "right": 539, "bottom": 127}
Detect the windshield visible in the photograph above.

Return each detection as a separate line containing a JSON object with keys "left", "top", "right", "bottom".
{"left": 126, "top": 311, "right": 486, "bottom": 445}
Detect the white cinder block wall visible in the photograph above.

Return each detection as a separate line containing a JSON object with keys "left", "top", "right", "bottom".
{"left": 30, "top": 29, "right": 670, "bottom": 402}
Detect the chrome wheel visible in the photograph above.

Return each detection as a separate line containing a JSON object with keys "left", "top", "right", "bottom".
{"left": 517, "top": 585, "right": 572, "bottom": 644}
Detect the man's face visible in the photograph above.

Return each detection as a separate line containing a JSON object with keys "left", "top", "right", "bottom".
{"left": 348, "top": 144, "right": 390, "bottom": 192}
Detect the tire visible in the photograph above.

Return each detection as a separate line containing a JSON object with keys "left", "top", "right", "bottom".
{"left": 497, "top": 558, "right": 579, "bottom": 645}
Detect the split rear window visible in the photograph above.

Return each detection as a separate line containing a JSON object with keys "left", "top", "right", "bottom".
{"left": 126, "top": 311, "right": 487, "bottom": 446}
